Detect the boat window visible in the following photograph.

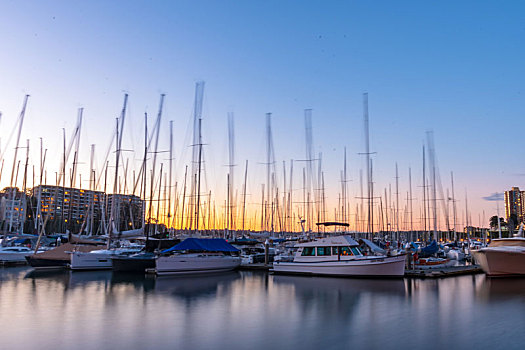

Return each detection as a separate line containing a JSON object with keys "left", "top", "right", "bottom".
{"left": 332, "top": 247, "right": 339, "bottom": 255}
{"left": 340, "top": 246, "right": 352, "bottom": 255}
{"left": 351, "top": 247, "right": 361, "bottom": 255}
{"left": 316, "top": 247, "right": 331, "bottom": 256}
{"left": 301, "top": 247, "right": 315, "bottom": 256}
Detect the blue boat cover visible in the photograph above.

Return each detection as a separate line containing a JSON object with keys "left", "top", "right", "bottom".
{"left": 162, "top": 238, "right": 240, "bottom": 253}
{"left": 420, "top": 240, "right": 438, "bottom": 255}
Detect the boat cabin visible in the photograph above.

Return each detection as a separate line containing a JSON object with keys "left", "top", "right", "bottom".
{"left": 294, "top": 236, "right": 364, "bottom": 262}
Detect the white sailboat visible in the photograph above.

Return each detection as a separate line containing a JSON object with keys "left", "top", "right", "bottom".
{"left": 0, "top": 246, "right": 35, "bottom": 263}
{"left": 155, "top": 238, "right": 241, "bottom": 276}
{"left": 69, "top": 246, "right": 142, "bottom": 270}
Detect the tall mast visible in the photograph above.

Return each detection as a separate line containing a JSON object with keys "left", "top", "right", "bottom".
{"left": 409, "top": 167, "right": 414, "bottom": 241}
{"left": 193, "top": 82, "right": 205, "bottom": 232}
{"left": 343, "top": 147, "right": 348, "bottom": 225}
{"left": 19, "top": 139, "right": 30, "bottom": 234}
{"left": 228, "top": 112, "right": 235, "bottom": 233}
{"left": 89, "top": 144, "right": 95, "bottom": 235}
{"left": 6, "top": 95, "right": 29, "bottom": 234}
{"left": 363, "top": 93, "right": 373, "bottom": 239}
{"left": 422, "top": 144, "right": 427, "bottom": 240}
{"left": 465, "top": 190, "right": 470, "bottom": 246}
{"left": 451, "top": 171, "right": 457, "bottom": 241}
{"left": 288, "top": 160, "right": 293, "bottom": 232}
{"left": 142, "top": 114, "right": 148, "bottom": 238}
{"left": 395, "top": 162, "right": 399, "bottom": 242}
{"left": 242, "top": 160, "right": 248, "bottom": 232}
{"left": 108, "top": 94, "right": 128, "bottom": 246}
{"left": 9, "top": 95, "right": 29, "bottom": 188}
{"left": 265, "top": 112, "right": 274, "bottom": 232}
{"left": 180, "top": 166, "right": 188, "bottom": 230}
{"left": 148, "top": 94, "right": 165, "bottom": 234}
{"left": 427, "top": 131, "right": 438, "bottom": 241}
{"left": 167, "top": 120, "right": 174, "bottom": 232}
{"left": 303, "top": 109, "right": 316, "bottom": 232}
{"left": 70, "top": 108, "right": 83, "bottom": 188}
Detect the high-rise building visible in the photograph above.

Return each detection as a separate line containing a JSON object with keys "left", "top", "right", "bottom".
{"left": 0, "top": 187, "right": 27, "bottom": 233}
{"left": 30, "top": 185, "right": 144, "bottom": 234}
{"left": 504, "top": 187, "right": 524, "bottom": 223}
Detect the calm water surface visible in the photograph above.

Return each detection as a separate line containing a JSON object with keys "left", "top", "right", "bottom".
{"left": 1, "top": 267, "right": 525, "bottom": 350}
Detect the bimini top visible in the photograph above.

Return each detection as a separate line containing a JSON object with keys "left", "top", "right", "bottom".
{"left": 296, "top": 235, "right": 359, "bottom": 248}
{"left": 162, "top": 238, "right": 240, "bottom": 253}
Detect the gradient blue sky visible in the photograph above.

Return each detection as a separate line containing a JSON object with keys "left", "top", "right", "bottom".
{"left": 1, "top": 1, "right": 524, "bottom": 228}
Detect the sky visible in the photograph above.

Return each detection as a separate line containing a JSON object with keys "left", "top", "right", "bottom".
{"left": 0, "top": 1, "right": 524, "bottom": 231}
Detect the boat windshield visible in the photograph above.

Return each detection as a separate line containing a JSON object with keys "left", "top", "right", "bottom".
{"left": 340, "top": 246, "right": 353, "bottom": 255}
{"left": 301, "top": 247, "right": 315, "bottom": 256}
{"left": 301, "top": 246, "right": 359, "bottom": 256}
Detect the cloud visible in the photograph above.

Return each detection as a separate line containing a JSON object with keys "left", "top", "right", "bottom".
{"left": 482, "top": 192, "right": 504, "bottom": 201}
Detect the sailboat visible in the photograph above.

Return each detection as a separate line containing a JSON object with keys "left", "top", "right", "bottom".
{"left": 155, "top": 238, "right": 241, "bottom": 276}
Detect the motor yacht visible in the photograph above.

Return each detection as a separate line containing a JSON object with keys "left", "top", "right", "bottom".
{"left": 471, "top": 237, "right": 525, "bottom": 276}
{"left": 272, "top": 235, "right": 406, "bottom": 277}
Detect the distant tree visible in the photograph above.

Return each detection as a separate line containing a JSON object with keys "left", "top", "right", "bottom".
{"left": 489, "top": 215, "right": 499, "bottom": 230}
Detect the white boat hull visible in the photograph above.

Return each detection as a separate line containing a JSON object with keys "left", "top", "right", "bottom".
{"left": 272, "top": 254, "right": 406, "bottom": 277}
{"left": 70, "top": 248, "right": 141, "bottom": 270}
{"left": 0, "top": 252, "right": 32, "bottom": 263}
{"left": 70, "top": 251, "right": 114, "bottom": 270}
{"left": 446, "top": 249, "right": 466, "bottom": 261}
{"left": 155, "top": 254, "right": 241, "bottom": 276}
{"left": 472, "top": 247, "right": 525, "bottom": 276}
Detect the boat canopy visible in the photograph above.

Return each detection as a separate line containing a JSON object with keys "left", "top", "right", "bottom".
{"left": 297, "top": 235, "right": 359, "bottom": 247}
{"left": 162, "top": 238, "right": 240, "bottom": 253}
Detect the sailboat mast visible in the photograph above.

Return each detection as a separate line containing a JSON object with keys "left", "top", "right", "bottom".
{"left": 228, "top": 112, "right": 235, "bottom": 233}
{"left": 265, "top": 112, "right": 272, "bottom": 232}
{"left": 409, "top": 167, "right": 414, "bottom": 241}
{"left": 395, "top": 162, "right": 399, "bottom": 242}
{"left": 422, "top": 145, "right": 427, "bottom": 240}
{"left": 451, "top": 171, "right": 457, "bottom": 241}
{"left": 191, "top": 82, "right": 205, "bottom": 233}
{"left": 363, "top": 93, "right": 372, "bottom": 239}
{"left": 242, "top": 160, "right": 248, "bottom": 232}
{"left": 180, "top": 166, "right": 188, "bottom": 230}
{"left": 196, "top": 118, "right": 203, "bottom": 232}
{"left": 142, "top": 114, "right": 148, "bottom": 238}
{"left": 168, "top": 120, "right": 173, "bottom": 231}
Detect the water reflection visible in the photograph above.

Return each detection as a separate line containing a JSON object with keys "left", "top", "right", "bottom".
{"left": 476, "top": 276, "right": 525, "bottom": 301}
{"left": 2, "top": 267, "right": 525, "bottom": 350}
{"left": 154, "top": 271, "right": 241, "bottom": 300}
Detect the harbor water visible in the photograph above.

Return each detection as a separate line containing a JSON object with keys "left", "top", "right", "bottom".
{"left": 1, "top": 267, "right": 525, "bottom": 350}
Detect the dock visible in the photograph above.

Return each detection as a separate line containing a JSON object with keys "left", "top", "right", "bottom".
{"left": 405, "top": 264, "right": 482, "bottom": 278}
{"left": 238, "top": 263, "right": 271, "bottom": 271}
